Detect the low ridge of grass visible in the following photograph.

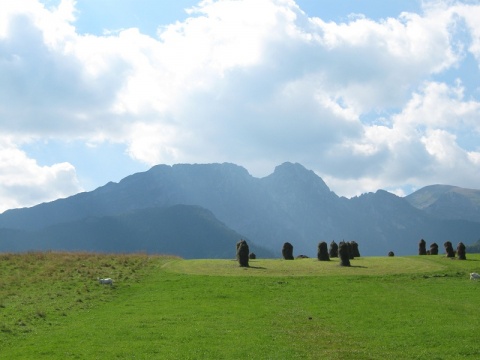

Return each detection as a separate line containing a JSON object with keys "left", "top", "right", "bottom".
{"left": 1, "top": 252, "right": 479, "bottom": 359}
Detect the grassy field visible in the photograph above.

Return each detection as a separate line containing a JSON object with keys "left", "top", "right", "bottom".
{"left": 1, "top": 252, "right": 479, "bottom": 359}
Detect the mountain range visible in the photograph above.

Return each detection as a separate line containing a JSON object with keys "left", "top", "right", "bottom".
{"left": 1, "top": 162, "right": 479, "bottom": 258}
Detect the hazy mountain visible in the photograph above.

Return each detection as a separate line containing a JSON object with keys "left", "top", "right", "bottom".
{"left": 1, "top": 162, "right": 480, "bottom": 257}
{"left": 406, "top": 185, "right": 480, "bottom": 223}
{"left": 466, "top": 239, "right": 480, "bottom": 253}
{"left": 346, "top": 190, "right": 480, "bottom": 255}
{"left": 0, "top": 163, "right": 264, "bottom": 231}
{"left": 0, "top": 204, "right": 273, "bottom": 259}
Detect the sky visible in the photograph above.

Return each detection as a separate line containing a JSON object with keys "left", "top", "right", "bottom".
{"left": 1, "top": 0, "right": 480, "bottom": 212}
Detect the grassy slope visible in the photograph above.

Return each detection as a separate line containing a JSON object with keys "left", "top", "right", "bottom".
{"left": 1, "top": 253, "right": 479, "bottom": 359}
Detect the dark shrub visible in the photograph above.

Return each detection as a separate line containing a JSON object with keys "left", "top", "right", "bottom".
{"left": 248, "top": 252, "right": 256, "bottom": 260}
{"left": 457, "top": 242, "right": 466, "bottom": 260}
{"left": 317, "top": 241, "right": 330, "bottom": 261}
{"left": 388, "top": 251, "right": 395, "bottom": 257}
{"left": 329, "top": 241, "right": 338, "bottom": 258}
{"left": 350, "top": 241, "right": 360, "bottom": 258}
{"left": 338, "top": 242, "right": 351, "bottom": 267}
{"left": 444, "top": 241, "right": 455, "bottom": 258}
{"left": 419, "top": 239, "right": 427, "bottom": 255}
{"left": 429, "top": 243, "right": 439, "bottom": 255}
{"left": 282, "top": 242, "right": 294, "bottom": 260}
{"left": 236, "top": 239, "right": 250, "bottom": 267}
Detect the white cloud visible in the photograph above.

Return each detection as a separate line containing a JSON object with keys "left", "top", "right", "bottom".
{"left": 125, "top": 122, "right": 181, "bottom": 165}
{"left": 0, "top": 138, "right": 82, "bottom": 213}
{"left": 1, "top": 0, "right": 480, "bottom": 208}
{"left": 436, "top": 2, "right": 480, "bottom": 62}
{"left": 306, "top": 6, "right": 460, "bottom": 112}
{"left": 320, "top": 79, "right": 480, "bottom": 196}
{"left": 397, "top": 81, "right": 480, "bottom": 130}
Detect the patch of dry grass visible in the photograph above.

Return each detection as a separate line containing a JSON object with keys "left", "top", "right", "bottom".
{"left": 0, "top": 251, "right": 177, "bottom": 335}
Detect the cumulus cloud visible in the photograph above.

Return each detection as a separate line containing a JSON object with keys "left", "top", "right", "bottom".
{"left": 318, "top": 79, "right": 480, "bottom": 196}
{"left": 0, "top": 138, "right": 82, "bottom": 212}
{"left": 1, "top": 0, "right": 480, "bottom": 209}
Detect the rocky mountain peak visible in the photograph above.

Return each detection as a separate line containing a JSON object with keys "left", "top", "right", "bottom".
{"left": 265, "top": 162, "right": 332, "bottom": 196}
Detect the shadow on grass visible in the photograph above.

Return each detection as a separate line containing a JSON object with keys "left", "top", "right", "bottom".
{"left": 348, "top": 265, "right": 368, "bottom": 269}
{"left": 244, "top": 266, "right": 267, "bottom": 270}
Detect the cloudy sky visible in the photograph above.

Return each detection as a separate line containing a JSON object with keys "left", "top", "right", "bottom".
{"left": 1, "top": 0, "right": 480, "bottom": 212}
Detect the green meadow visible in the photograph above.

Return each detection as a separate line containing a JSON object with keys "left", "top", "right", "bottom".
{"left": 1, "top": 252, "right": 479, "bottom": 359}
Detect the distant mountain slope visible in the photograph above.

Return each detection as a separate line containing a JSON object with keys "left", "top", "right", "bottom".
{"left": 0, "top": 163, "right": 267, "bottom": 231}
{"left": 1, "top": 162, "right": 480, "bottom": 257}
{"left": 335, "top": 189, "right": 480, "bottom": 256}
{"left": 405, "top": 185, "right": 480, "bottom": 222}
{"left": 0, "top": 204, "right": 272, "bottom": 259}
{"left": 466, "top": 239, "right": 480, "bottom": 253}
{"left": 0, "top": 162, "right": 334, "bottom": 254}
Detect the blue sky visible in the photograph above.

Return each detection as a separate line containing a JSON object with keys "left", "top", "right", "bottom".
{"left": 1, "top": 0, "right": 480, "bottom": 212}
{"left": 71, "top": 1, "right": 422, "bottom": 36}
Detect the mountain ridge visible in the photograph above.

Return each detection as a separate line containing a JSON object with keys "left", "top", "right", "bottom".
{"left": 406, "top": 184, "right": 480, "bottom": 223}
{"left": 1, "top": 162, "right": 479, "bottom": 257}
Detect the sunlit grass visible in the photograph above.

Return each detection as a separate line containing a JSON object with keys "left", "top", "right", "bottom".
{"left": 1, "top": 252, "right": 479, "bottom": 359}
{"left": 0, "top": 251, "right": 177, "bottom": 336}
{"left": 162, "top": 255, "right": 477, "bottom": 277}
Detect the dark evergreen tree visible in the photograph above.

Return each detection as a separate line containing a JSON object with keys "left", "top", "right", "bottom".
{"left": 282, "top": 242, "right": 294, "bottom": 260}
{"left": 329, "top": 241, "right": 338, "bottom": 258}
{"left": 457, "top": 242, "right": 466, "bottom": 260}
{"left": 317, "top": 241, "right": 330, "bottom": 261}
{"left": 419, "top": 239, "right": 427, "bottom": 255}
{"left": 338, "top": 242, "right": 351, "bottom": 266}
{"left": 236, "top": 239, "right": 250, "bottom": 267}
{"left": 444, "top": 241, "right": 455, "bottom": 258}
